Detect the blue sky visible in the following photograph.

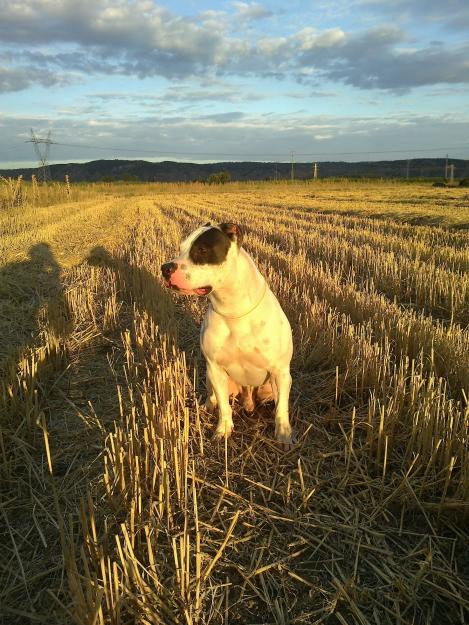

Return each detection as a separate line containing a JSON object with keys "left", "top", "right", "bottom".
{"left": 1, "top": 0, "right": 468, "bottom": 167}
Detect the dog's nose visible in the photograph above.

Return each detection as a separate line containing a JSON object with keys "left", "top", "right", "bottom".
{"left": 161, "top": 262, "right": 177, "bottom": 280}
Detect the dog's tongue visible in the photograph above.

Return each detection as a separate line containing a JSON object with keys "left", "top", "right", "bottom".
{"left": 194, "top": 287, "right": 212, "bottom": 296}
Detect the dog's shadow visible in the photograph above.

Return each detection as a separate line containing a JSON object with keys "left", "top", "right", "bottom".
{"left": 87, "top": 245, "right": 208, "bottom": 391}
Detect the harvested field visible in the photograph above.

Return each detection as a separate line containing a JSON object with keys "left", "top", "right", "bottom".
{"left": 1, "top": 179, "right": 468, "bottom": 625}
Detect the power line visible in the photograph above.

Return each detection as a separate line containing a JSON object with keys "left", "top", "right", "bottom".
{"left": 53, "top": 141, "right": 469, "bottom": 158}
{"left": 296, "top": 145, "right": 469, "bottom": 157}
{"left": 9, "top": 139, "right": 469, "bottom": 160}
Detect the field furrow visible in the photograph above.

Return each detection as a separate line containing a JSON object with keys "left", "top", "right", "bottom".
{"left": 164, "top": 196, "right": 469, "bottom": 395}
{"left": 1, "top": 181, "right": 468, "bottom": 625}
{"left": 193, "top": 195, "right": 469, "bottom": 323}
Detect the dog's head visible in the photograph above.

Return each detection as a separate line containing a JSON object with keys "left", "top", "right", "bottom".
{"left": 161, "top": 222, "right": 243, "bottom": 296}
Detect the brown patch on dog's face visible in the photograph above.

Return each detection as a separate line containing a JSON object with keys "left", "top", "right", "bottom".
{"left": 189, "top": 227, "right": 231, "bottom": 265}
{"left": 162, "top": 224, "right": 239, "bottom": 295}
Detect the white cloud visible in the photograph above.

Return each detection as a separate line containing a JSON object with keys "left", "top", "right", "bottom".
{"left": 314, "top": 134, "right": 334, "bottom": 140}
{"left": 0, "top": 0, "right": 468, "bottom": 92}
{"left": 232, "top": 2, "right": 272, "bottom": 21}
{"left": 296, "top": 27, "right": 346, "bottom": 50}
{"left": 257, "top": 36, "right": 288, "bottom": 57}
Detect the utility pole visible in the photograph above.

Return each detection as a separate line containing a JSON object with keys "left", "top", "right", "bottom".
{"left": 448, "top": 164, "right": 455, "bottom": 184}
{"left": 290, "top": 150, "right": 295, "bottom": 182}
{"left": 26, "top": 129, "right": 55, "bottom": 182}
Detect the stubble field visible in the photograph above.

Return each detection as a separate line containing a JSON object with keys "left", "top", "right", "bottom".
{"left": 1, "top": 179, "right": 468, "bottom": 625}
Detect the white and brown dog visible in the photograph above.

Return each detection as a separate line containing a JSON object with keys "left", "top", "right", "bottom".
{"left": 161, "top": 223, "right": 293, "bottom": 444}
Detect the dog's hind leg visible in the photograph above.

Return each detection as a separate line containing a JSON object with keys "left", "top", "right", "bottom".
{"left": 256, "top": 378, "right": 275, "bottom": 404}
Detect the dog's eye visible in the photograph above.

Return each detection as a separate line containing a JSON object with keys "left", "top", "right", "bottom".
{"left": 190, "top": 243, "right": 211, "bottom": 265}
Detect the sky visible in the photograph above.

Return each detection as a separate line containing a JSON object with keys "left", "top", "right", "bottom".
{"left": 1, "top": 0, "right": 469, "bottom": 167}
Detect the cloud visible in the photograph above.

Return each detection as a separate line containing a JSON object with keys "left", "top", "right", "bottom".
{"left": 0, "top": 0, "right": 232, "bottom": 74}
{"left": 194, "top": 111, "right": 246, "bottom": 123}
{"left": 287, "top": 90, "right": 338, "bottom": 98}
{"left": 0, "top": 65, "right": 71, "bottom": 92}
{"left": 89, "top": 85, "right": 266, "bottom": 110}
{"left": 3, "top": 108, "right": 468, "bottom": 167}
{"left": 232, "top": 2, "right": 273, "bottom": 21}
{"left": 320, "top": 39, "right": 469, "bottom": 91}
{"left": 295, "top": 26, "right": 469, "bottom": 91}
{"left": 359, "top": 0, "right": 469, "bottom": 31}
{"left": 296, "top": 27, "right": 346, "bottom": 50}
{"left": 0, "top": 0, "right": 468, "bottom": 92}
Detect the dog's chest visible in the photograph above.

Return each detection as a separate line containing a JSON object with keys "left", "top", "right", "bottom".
{"left": 215, "top": 336, "right": 268, "bottom": 369}
{"left": 202, "top": 316, "right": 272, "bottom": 370}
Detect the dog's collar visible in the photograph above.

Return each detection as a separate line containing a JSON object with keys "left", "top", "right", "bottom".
{"left": 209, "top": 280, "right": 268, "bottom": 319}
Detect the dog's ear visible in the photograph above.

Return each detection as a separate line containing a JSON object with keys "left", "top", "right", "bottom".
{"left": 219, "top": 223, "right": 243, "bottom": 247}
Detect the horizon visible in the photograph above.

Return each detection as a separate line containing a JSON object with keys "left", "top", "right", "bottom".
{"left": 2, "top": 155, "right": 467, "bottom": 171}
{"left": 1, "top": 1, "right": 469, "bottom": 168}
{"left": 1, "top": 155, "right": 466, "bottom": 180}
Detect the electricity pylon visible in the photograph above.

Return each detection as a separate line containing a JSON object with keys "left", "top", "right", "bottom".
{"left": 26, "top": 129, "right": 55, "bottom": 182}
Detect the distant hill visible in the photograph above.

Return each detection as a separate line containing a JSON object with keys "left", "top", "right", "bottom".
{"left": 1, "top": 158, "right": 468, "bottom": 182}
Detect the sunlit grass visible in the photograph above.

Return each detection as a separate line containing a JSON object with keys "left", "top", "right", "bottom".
{"left": 1, "top": 179, "right": 468, "bottom": 625}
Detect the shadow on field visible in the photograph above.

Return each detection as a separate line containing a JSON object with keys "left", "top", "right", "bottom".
{"left": 1, "top": 243, "right": 74, "bottom": 621}
{"left": 0, "top": 242, "right": 72, "bottom": 379}
{"left": 86, "top": 245, "right": 204, "bottom": 378}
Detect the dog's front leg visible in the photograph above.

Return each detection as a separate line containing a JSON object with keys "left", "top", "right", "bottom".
{"left": 206, "top": 361, "right": 233, "bottom": 439}
{"left": 204, "top": 364, "right": 217, "bottom": 413}
{"left": 271, "top": 367, "right": 292, "bottom": 445}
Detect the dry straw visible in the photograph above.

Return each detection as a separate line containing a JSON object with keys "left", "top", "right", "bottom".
{"left": 0, "top": 179, "right": 468, "bottom": 624}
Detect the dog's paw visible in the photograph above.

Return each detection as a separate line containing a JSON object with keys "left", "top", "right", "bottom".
{"left": 204, "top": 397, "right": 218, "bottom": 413}
{"left": 242, "top": 398, "right": 255, "bottom": 413}
{"left": 213, "top": 420, "right": 233, "bottom": 440}
{"left": 275, "top": 422, "right": 293, "bottom": 448}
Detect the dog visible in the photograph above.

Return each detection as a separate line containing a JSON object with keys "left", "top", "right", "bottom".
{"left": 161, "top": 222, "right": 293, "bottom": 444}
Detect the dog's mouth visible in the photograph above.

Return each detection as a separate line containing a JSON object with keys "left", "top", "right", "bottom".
{"left": 165, "top": 281, "right": 212, "bottom": 297}
{"left": 194, "top": 286, "right": 212, "bottom": 296}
